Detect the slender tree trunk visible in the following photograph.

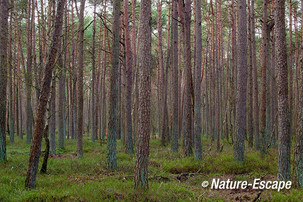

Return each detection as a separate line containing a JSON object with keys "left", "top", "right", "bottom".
{"left": 251, "top": 0, "right": 259, "bottom": 150}
{"left": 171, "top": 0, "right": 179, "bottom": 153}
{"left": 32, "top": 0, "right": 37, "bottom": 110}
{"left": 97, "top": 11, "right": 102, "bottom": 141}
{"left": 247, "top": 0, "right": 253, "bottom": 148}
{"left": 270, "top": 0, "right": 277, "bottom": 146}
{"left": 91, "top": 1, "right": 96, "bottom": 142}
{"left": 76, "top": 0, "right": 85, "bottom": 158}
{"left": 131, "top": 0, "right": 137, "bottom": 142}
{"left": 211, "top": 1, "right": 215, "bottom": 142}
{"left": 295, "top": 1, "right": 303, "bottom": 186}
{"left": 58, "top": 37, "right": 65, "bottom": 149}
{"left": 293, "top": 6, "right": 299, "bottom": 143}
{"left": 124, "top": 0, "right": 134, "bottom": 153}
{"left": 0, "top": 0, "right": 8, "bottom": 162}
{"left": 101, "top": 0, "right": 107, "bottom": 142}
{"left": 288, "top": 0, "right": 293, "bottom": 138}
{"left": 14, "top": 1, "right": 21, "bottom": 140}
{"left": 26, "top": 0, "right": 33, "bottom": 145}
{"left": 8, "top": 5, "right": 14, "bottom": 143}
{"left": 40, "top": 124, "right": 49, "bottom": 174}
{"left": 71, "top": 1, "right": 76, "bottom": 140}
{"left": 194, "top": 0, "right": 202, "bottom": 160}
{"left": 182, "top": 0, "right": 193, "bottom": 156}
{"left": 231, "top": 0, "right": 237, "bottom": 144}
{"left": 260, "top": 0, "right": 268, "bottom": 155}
{"left": 59, "top": 1, "right": 68, "bottom": 145}
{"left": 49, "top": 74, "right": 56, "bottom": 154}
{"left": 161, "top": 1, "right": 170, "bottom": 146}
{"left": 157, "top": 0, "right": 165, "bottom": 144}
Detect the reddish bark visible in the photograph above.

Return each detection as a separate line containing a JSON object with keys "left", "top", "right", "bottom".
{"left": 25, "top": 0, "right": 66, "bottom": 189}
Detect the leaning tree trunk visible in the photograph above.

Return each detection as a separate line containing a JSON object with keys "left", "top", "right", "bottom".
{"left": 40, "top": 124, "right": 49, "bottom": 174}
{"left": 134, "top": 0, "right": 151, "bottom": 190}
{"left": 25, "top": 0, "right": 66, "bottom": 189}
{"left": 275, "top": 0, "right": 291, "bottom": 181}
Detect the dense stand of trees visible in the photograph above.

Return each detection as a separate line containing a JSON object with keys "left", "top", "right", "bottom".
{"left": 0, "top": 0, "right": 303, "bottom": 190}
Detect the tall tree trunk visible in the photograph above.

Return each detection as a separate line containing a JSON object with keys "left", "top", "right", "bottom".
{"left": 288, "top": 0, "right": 293, "bottom": 138}
{"left": 124, "top": 0, "right": 134, "bottom": 153}
{"left": 194, "top": 0, "right": 202, "bottom": 160}
{"left": 131, "top": 0, "right": 137, "bottom": 142}
{"left": 260, "top": 0, "right": 268, "bottom": 155}
{"left": 91, "top": 1, "right": 96, "bottom": 142}
{"left": 0, "top": 0, "right": 8, "bottom": 162}
{"left": 101, "top": 0, "right": 107, "bottom": 142}
{"left": 107, "top": 0, "right": 120, "bottom": 169}
{"left": 234, "top": 0, "right": 247, "bottom": 162}
{"left": 8, "top": 4, "right": 14, "bottom": 143}
{"left": 26, "top": 0, "right": 33, "bottom": 145}
{"left": 71, "top": 1, "right": 77, "bottom": 140}
{"left": 251, "top": 0, "right": 259, "bottom": 150}
{"left": 25, "top": 0, "right": 66, "bottom": 189}
{"left": 76, "top": 0, "right": 85, "bottom": 158}
{"left": 294, "top": 29, "right": 303, "bottom": 187}
{"left": 134, "top": 0, "right": 151, "bottom": 189}
{"left": 161, "top": 1, "right": 170, "bottom": 146}
{"left": 293, "top": 6, "right": 299, "bottom": 143}
{"left": 270, "top": 0, "right": 277, "bottom": 146}
{"left": 171, "top": 0, "right": 179, "bottom": 153}
{"left": 295, "top": 1, "right": 303, "bottom": 186}
{"left": 157, "top": 0, "right": 165, "bottom": 143}
{"left": 96, "top": 10, "right": 102, "bottom": 141}
{"left": 14, "top": 1, "right": 21, "bottom": 140}
{"left": 231, "top": 0, "right": 237, "bottom": 142}
{"left": 32, "top": 0, "right": 37, "bottom": 110}
{"left": 183, "top": 0, "right": 193, "bottom": 156}
{"left": 247, "top": 0, "right": 253, "bottom": 148}
{"left": 275, "top": 0, "right": 291, "bottom": 181}
{"left": 209, "top": 0, "right": 216, "bottom": 141}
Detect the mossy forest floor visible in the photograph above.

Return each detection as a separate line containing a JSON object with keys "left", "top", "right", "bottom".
{"left": 0, "top": 135, "right": 302, "bottom": 201}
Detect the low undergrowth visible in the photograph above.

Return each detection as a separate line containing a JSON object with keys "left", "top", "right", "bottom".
{"left": 0, "top": 135, "right": 302, "bottom": 201}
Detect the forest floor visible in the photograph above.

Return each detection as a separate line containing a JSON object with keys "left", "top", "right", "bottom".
{"left": 0, "top": 135, "right": 303, "bottom": 201}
